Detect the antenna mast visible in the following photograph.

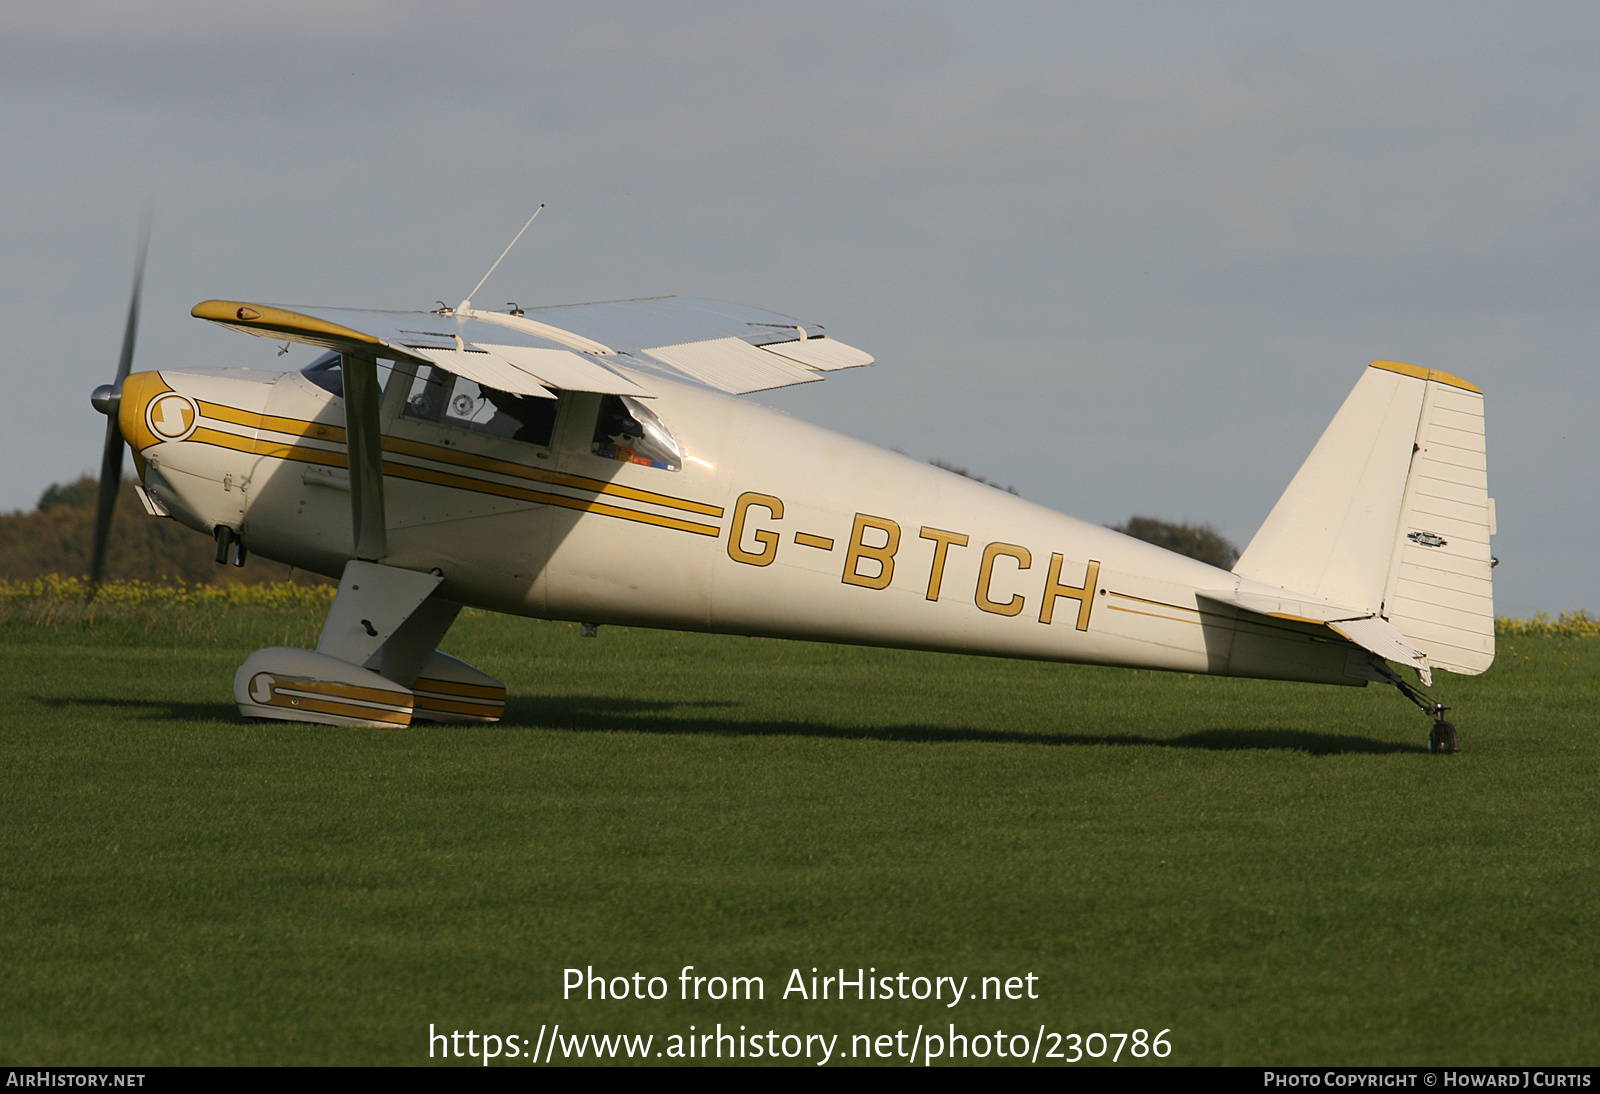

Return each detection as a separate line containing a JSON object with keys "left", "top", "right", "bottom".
{"left": 459, "top": 204, "right": 545, "bottom": 313}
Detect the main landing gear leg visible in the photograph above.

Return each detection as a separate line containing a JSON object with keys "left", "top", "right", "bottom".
{"left": 1376, "top": 663, "right": 1458, "bottom": 753}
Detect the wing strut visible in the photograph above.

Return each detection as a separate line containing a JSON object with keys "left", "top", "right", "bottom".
{"left": 343, "top": 353, "right": 387, "bottom": 561}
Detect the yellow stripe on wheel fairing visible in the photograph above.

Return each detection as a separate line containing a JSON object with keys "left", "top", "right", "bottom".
{"left": 412, "top": 677, "right": 507, "bottom": 700}
{"left": 413, "top": 695, "right": 506, "bottom": 717}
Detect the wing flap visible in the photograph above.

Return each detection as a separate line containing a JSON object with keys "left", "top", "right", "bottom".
{"left": 411, "top": 348, "right": 556, "bottom": 399}
{"left": 642, "top": 337, "right": 821, "bottom": 395}
{"left": 472, "top": 344, "right": 649, "bottom": 397}
{"left": 757, "top": 335, "right": 874, "bottom": 371}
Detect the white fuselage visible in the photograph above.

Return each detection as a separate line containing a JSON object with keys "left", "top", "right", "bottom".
{"left": 121, "top": 362, "right": 1370, "bottom": 689}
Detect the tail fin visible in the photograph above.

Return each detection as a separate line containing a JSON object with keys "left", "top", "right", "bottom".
{"left": 1233, "top": 361, "right": 1494, "bottom": 675}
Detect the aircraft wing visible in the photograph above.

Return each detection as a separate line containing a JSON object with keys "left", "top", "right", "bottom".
{"left": 191, "top": 296, "right": 872, "bottom": 397}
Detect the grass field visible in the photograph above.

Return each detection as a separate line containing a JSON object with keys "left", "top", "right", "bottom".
{"left": 2, "top": 593, "right": 1597, "bottom": 1066}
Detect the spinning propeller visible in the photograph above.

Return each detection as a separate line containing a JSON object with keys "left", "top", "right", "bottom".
{"left": 88, "top": 227, "right": 150, "bottom": 586}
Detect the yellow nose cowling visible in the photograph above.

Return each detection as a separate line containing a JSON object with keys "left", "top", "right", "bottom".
{"left": 117, "top": 371, "right": 175, "bottom": 455}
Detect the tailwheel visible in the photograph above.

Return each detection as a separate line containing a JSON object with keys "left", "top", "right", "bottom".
{"left": 1428, "top": 719, "right": 1459, "bottom": 754}
{"left": 1374, "top": 660, "right": 1460, "bottom": 754}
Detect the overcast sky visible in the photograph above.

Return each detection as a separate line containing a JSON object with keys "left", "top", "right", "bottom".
{"left": 4, "top": 2, "right": 1596, "bottom": 616}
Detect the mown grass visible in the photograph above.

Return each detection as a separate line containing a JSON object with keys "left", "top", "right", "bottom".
{"left": 1, "top": 592, "right": 1596, "bottom": 1066}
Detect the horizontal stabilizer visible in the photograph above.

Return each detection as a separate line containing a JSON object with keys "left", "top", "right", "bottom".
{"left": 1200, "top": 587, "right": 1434, "bottom": 685}
{"left": 1199, "top": 588, "right": 1370, "bottom": 624}
{"left": 1328, "top": 616, "right": 1432, "bottom": 685}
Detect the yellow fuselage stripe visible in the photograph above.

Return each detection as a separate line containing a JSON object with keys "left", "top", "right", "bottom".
{"left": 182, "top": 424, "right": 721, "bottom": 537}
{"left": 194, "top": 400, "right": 723, "bottom": 517}
{"left": 1107, "top": 604, "right": 1203, "bottom": 627}
{"left": 1106, "top": 592, "right": 1346, "bottom": 646}
{"left": 1108, "top": 590, "right": 1201, "bottom": 615}
{"left": 199, "top": 400, "right": 345, "bottom": 441}
{"left": 382, "top": 461, "right": 720, "bottom": 535}
{"left": 381, "top": 434, "right": 724, "bottom": 517}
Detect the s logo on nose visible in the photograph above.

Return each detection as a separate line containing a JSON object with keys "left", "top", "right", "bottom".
{"left": 146, "top": 393, "right": 199, "bottom": 441}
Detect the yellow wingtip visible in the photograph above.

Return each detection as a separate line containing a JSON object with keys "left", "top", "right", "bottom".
{"left": 191, "top": 300, "right": 380, "bottom": 347}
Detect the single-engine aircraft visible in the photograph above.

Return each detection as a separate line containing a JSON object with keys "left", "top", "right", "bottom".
{"left": 88, "top": 229, "right": 1494, "bottom": 752}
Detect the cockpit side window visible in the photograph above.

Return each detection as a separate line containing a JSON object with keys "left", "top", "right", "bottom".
{"left": 591, "top": 395, "right": 682, "bottom": 471}
{"left": 401, "top": 365, "right": 560, "bottom": 447}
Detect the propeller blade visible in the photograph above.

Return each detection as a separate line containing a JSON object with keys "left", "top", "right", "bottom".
{"left": 90, "top": 226, "right": 150, "bottom": 586}
{"left": 114, "top": 225, "right": 149, "bottom": 387}
{"left": 90, "top": 416, "right": 124, "bottom": 586}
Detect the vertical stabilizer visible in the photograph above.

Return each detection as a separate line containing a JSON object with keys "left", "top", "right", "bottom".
{"left": 1234, "top": 361, "right": 1494, "bottom": 675}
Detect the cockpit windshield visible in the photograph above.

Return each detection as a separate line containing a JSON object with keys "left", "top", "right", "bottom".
{"left": 591, "top": 395, "right": 682, "bottom": 471}
{"left": 300, "top": 351, "right": 395, "bottom": 400}
{"left": 301, "top": 352, "right": 345, "bottom": 397}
